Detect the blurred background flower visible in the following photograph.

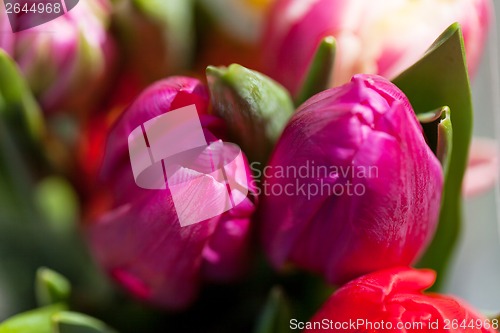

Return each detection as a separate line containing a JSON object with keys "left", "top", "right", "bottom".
{"left": 262, "top": 0, "right": 492, "bottom": 96}
{"left": 0, "top": 0, "right": 116, "bottom": 113}
{"left": 193, "top": 0, "right": 275, "bottom": 75}
{"left": 464, "top": 138, "right": 498, "bottom": 197}
{"left": 198, "top": 0, "right": 273, "bottom": 44}
{"left": 111, "top": 0, "right": 194, "bottom": 86}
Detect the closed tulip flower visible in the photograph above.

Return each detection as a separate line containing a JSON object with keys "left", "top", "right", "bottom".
{"left": 0, "top": 0, "right": 115, "bottom": 112}
{"left": 304, "top": 267, "right": 497, "bottom": 332}
{"left": 258, "top": 74, "right": 443, "bottom": 285}
{"left": 87, "top": 77, "right": 257, "bottom": 309}
{"left": 262, "top": 0, "right": 492, "bottom": 96}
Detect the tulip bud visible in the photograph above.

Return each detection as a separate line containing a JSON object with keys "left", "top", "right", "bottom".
{"left": 87, "top": 77, "right": 257, "bottom": 310}
{"left": 304, "top": 267, "right": 497, "bottom": 333}
{"left": 0, "top": 0, "right": 115, "bottom": 112}
{"left": 258, "top": 74, "right": 443, "bottom": 285}
{"left": 262, "top": 0, "right": 492, "bottom": 96}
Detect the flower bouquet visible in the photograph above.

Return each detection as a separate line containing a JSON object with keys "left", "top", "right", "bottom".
{"left": 0, "top": 0, "right": 499, "bottom": 332}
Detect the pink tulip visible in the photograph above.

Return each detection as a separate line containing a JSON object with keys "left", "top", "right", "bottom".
{"left": 262, "top": 0, "right": 492, "bottom": 96}
{"left": 258, "top": 74, "right": 443, "bottom": 285}
{"left": 0, "top": 0, "right": 115, "bottom": 112}
{"left": 87, "top": 77, "right": 257, "bottom": 310}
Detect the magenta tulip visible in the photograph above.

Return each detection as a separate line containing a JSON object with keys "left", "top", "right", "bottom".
{"left": 258, "top": 74, "right": 444, "bottom": 285}
{"left": 0, "top": 0, "right": 115, "bottom": 112}
{"left": 87, "top": 77, "right": 257, "bottom": 310}
{"left": 262, "top": 0, "right": 492, "bottom": 96}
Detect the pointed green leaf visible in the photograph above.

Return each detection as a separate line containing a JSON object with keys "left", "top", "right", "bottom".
{"left": 295, "top": 36, "right": 336, "bottom": 106}
{"left": 0, "top": 51, "right": 47, "bottom": 222}
{"left": 418, "top": 106, "right": 453, "bottom": 171}
{"left": 436, "top": 108, "right": 453, "bottom": 172}
{"left": 253, "top": 287, "right": 291, "bottom": 333}
{"left": 36, "top": 268, "right": 71, "bottom": 306}
{"left": 392, "top": 23, "right": 471, "bottom": 289}
{"left": 51, "top": 312, "right": 117, "bottom": 333}
{"left": 207, "top": 64, "right": 294, "bottom": 165}
{"left": 0, "top": 304, "right": 66, "bottom": 333}
{"left": 0, "top": 50, "right": 44, "bottom": 146}
{"left": 0, "top": 116, "right": 38, "bottom": 222}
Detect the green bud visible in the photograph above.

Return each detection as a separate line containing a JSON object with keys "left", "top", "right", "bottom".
{"left": 36, "top": 268, "right": 71, "bottom": 306}
{"left": 207, "top": 64, "right": 294, "bottom": 165}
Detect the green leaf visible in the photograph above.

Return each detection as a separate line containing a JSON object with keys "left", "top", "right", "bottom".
{"left": 51, "top": 312, "right": 117, "bottom": 333}
{"left": 0, "top": 50, "right": 48, "bottom": 223}
{"left": 0, "top": 304, "right": 66, "bottom": 333}
{"left": 436, "top": 109, "right": 453, "bottom": 172}
{"left": 0, "top": 50, "right": 45, "bottom": 148}
{"left": 35, "top": 177, "right": 79, "bottom": 234}
{"left": 295, "top": 36, "right": 336, "bottom": 106}
{"left": 418, "top": 106, "right": 453, "bottom": 171}
{"left": 392, "top": 23, "right": 472, "bottom": 289}
{"left": 207, "top": 64, "right": 295, "bottom": 165}
{"left": 253, "top": 287, "right": 291, "bottom": 333}
{"left": 36, "top": 268, "right": 71, "bottom": 306}
{"left": 0, "top": 116, "right": 38, "bottom": 222}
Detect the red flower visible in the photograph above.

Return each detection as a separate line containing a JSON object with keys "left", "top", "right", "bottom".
{"left": 305, "top": 267, "right": 497, "bottom": 332}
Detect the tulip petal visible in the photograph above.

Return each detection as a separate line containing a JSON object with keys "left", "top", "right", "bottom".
{"left": 88, "top": 190, "right": 217, "bottom": 309}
